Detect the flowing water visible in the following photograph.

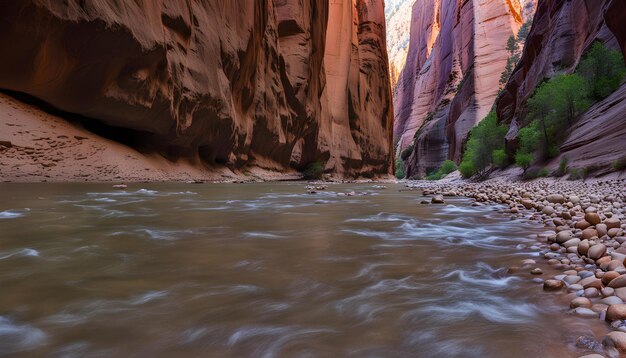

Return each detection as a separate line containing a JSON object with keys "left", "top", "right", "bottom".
{"left": 0, "top": 183, "right": 610, "bottom": 357}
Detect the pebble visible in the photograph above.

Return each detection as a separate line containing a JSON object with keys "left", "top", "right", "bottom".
{"left": 543, "top": 280, "right": 564, "bottom": 291}
{"left": 603, "top": 331, "right": 626, "bottom": 353}
{"left": 530, "top": 268, "right": 543, "bottom": 275}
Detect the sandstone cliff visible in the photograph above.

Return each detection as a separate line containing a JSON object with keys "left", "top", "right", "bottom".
{"left": 385, "top": 0, "right": 416, "bottom": 90}
{"left": 394, "top": 0, "right": 523, "bottom": 177}
{"left": 0, "top": 0, "right": 393, "bottom": 180}
{"left": 496, "top": 0, "right": 626, "bottom": 173}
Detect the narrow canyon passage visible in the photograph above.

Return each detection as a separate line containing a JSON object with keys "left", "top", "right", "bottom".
{"left": 0, "top": 183, "right": 610, "bottom": 357}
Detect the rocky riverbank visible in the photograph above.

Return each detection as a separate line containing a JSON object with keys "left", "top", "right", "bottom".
{"left": 409, "top": 177, "right": 626, "bottom": 357}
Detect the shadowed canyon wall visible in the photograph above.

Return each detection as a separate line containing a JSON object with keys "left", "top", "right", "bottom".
{"left": 394, "top": 0, "right": 525, "bottom": 177}
{"left": 496, "top": 0, "right": 626, "bottom": 173}
{"left": 0, "top": 0, "right": 393, "bottom": 178}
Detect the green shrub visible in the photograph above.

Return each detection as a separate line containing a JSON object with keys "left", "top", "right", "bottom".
{"left": 613, "top": 156, "right": 626, "bottom": 171}
{"left": 538, "top": 167, "right": 549, "bottom": 177}
{"left": 425, "top": 171, "right": 443, "bottom": 181}
{"left": 568, "top": 168, "right": 583, "bottom": 180}
{"left": 302, "top": 162, "right": 324, "bottom": 180}
{"left": 459, "top": 160, "right": 475, "bottom": 179}
{"left": 458, "top": 112, "right": 507, "bottom": 179}
{"left": 515, "top": 152, "right": 534, "bottom": 173}
{"left": 439, "top": 160, "right": 457, "bottom": 175}
{"left": 400, "top": 144, "right": 414, "bottom": 161}
{"left": 492, "top": 149, "right": 508, "bottom": 168}
{"left": 425, "top": 160, "right": 457, "bottom": 180}
{"left": 555, "top": 156, "right": 569, "bottom": 177}
{"left": 395, "top": 158, "right": 406, "bottom": 179}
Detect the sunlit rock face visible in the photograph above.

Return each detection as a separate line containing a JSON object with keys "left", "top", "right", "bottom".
{"left": 385, "top": 0, "right": 417, "bottom": 91}
{"left": 495, "top": 0, "right": 625, "bottom": 172}
{"left": 0, "top": 0, "right": 393, "bottom": 177}
{"left": 394, "top": 0, "right": 523, "bottom": 177}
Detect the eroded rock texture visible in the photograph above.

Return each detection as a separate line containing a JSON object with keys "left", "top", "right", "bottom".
{"left": 496, "top": 0, "right": 626, "bottom": 172}
{"left": 385, "top": 0, "right": 416, "bottom": 90}
{"left": 394, "top": 0, "right": 523, "bottom": 177}
{"left": 0, "top": 0, "right": 393, "bottom": 177}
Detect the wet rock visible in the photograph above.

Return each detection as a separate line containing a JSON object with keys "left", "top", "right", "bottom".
{"left": 578, "top": 240, "right": 590, "bottom": 255}
{"left": 563, "top": 238, "right": 581, "bottom": 248}
{"left": 556, "top": 230, "right": 573, "bottom": 244}
{"left": 564, "top": 275, "right": 581, "bottom": 284}
{"left": 603, "top": 287, "right": 615, "bottom": 297}
{"left": 575, "top": 220, "right": 591, "bottom": 230}
{"left": 603, "top": 331, "right": 626, "bottom": 353}
{"left": 547, "top": 194, "right": 565, "bottom": 204}
{"left": 607, "top": 305, "right": 626, "bottom": 321}
{"left": 584, "top": 287, "right": 600, "bottom": 298}
{"left": 606, "top": 218, "right": 622, "bottom": 230}
{"left": 585, "top": 212, "right": 602, "bottom": 225}
{"left": 609, "top": 275, "right": 626, "bottom": 288}
{"left": 596, "top": 224, "right": 608, "bottom": 238}
{"left": 531, "top": 268, "right": 543, "bottom": 275}
{"left": 579, "top": 276, "right": 602, "bottom": 289}
{"left": 431, "top": 195, "right": 444, "bottom": 204}
{"left": 601, "top": 296, "right": 624, "bottom": 305}
{"left": 615, "top": 287, "right": 626, "bottom": 301}
{"left": 582, "top": 228, "right": 599, "bottom": 240}
{"left": 574, "top": 307, "right": 597, "bottom": 317}
{"left": 570, "top": 297, "right": 592, "bottom": 309}
{"left": 543, "top": 279, "right": 564, "bottom": 291}
{"left": 603, "top": 271, "right": 621, "bottom": 285}
{"left": 588, "top": 244, "right": 607, "bottom": 260}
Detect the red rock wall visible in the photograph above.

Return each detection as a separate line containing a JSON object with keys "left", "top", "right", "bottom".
{"left": 394, "top": 0, "right": 523, "bottom": 177}
{"left": 0, "top": 0, "right": 393, "bottom": 177}
{"left": 495, "top": 0, "right": 626, "bottom": 173}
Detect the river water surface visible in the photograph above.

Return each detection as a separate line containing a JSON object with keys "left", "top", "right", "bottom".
{"left": 0, "top": 183, "right": 610, "bottom": 357}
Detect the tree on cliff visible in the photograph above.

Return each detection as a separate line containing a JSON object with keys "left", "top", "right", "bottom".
{"left": 577, "top": 42, "right": 626, "bottom": 100}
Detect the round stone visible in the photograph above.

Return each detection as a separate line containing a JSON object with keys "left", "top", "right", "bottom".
{"left": 603, "top": 331, "right": 626, "bottom": 353}
{"left": 588, "top": 244, "right": 607, "bottom": 260}
{"left": 609, "top": 274, "right": 626, "bottom": 289}
{"left": 585, "top": 212, "right": 601, "bottom": 225}
{"left": 570, "top": 297, "right": 592, "bottom": 309}
{"left": 543, "top": 279, "right": 564, "bottom": 291}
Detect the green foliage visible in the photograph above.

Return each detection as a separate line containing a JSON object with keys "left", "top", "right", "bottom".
{"left": 425, "top": 111, "right": 435, "bottom": 122}
{"left": 555, "top": 156, "right": 569, "bottom": 177}
{"left": 506, "top": 35, "right": 518, "bottom": 55}
{"left": 457, "top": 74, "right": 468, "bottom": 92}
{"left": 522, "top": 167, "right": 548, "bottom": 180}
{"left": 492, "top": 149, "right": 508, "bottom": 168}
{"left": 302, "top": 162, "right": 324, "bottom": 180}
{"left": 517, "top": 19, "right": 532, "bottom": 42}
{"left": 395, "top": 158, "right": 406, "bottom": 179}
{"left": 440, "top": 160, "right": 457, "bottom": 175}
{"left": 459, "top": 112, "right": 507, "bottom": 179}
{"left": 459, "top": 160, "right": 475, "bottom": 179}
{"left": 568, "top": 168, "right": 583, "bottom": 180}
{"left": 425, "top": 160, "right": 457, "bottom": 181}
{"left": 613, "top": 156, "right": 626, "bottom": 171}
{"left": 515, "top": 152, "right": 534, "bottom": 173}
{"left": 576, "top": 42, "right": 626, "bottom": 100}
{"left": 400, "top": 144, "right": 414, "bottom": 161}
{"left": 425, "top": 171, "right": 443, "bottom": 181}
{"left": 518, "top": 122, "right": 541, "bottom": 153}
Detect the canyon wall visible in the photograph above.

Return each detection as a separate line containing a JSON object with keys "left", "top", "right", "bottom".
{"left": 385, "top": 0, "right": 416, "bottom": 90}
{"left": 0, "top": 0, "right": 393, "bottom": 179}
{"left": 394, "top": 0, "right": 524, "bottom": 177}
{"left": 496, "top": 0, "right": 626, "bottom": 173}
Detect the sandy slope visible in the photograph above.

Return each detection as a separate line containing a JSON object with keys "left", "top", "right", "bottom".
{"left": 0, "top": 93, "right": 301, "bottom": 182}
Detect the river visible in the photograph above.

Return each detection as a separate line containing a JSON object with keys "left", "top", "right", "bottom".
{"left": 0, "top": 183, "right": 609, "bottom": 357}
